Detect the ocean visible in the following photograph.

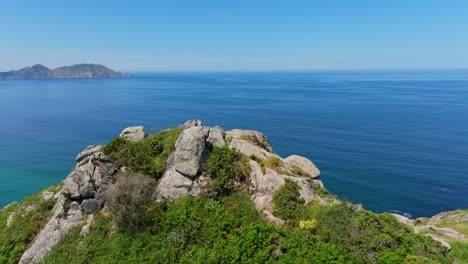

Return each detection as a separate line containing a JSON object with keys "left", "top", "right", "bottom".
{"left": 0, "top": 70, "right": 467, "bottom": 217}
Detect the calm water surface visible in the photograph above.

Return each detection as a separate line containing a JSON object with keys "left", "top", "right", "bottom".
{"left": 1, "top": 70, "right": 467, "bottom": 217}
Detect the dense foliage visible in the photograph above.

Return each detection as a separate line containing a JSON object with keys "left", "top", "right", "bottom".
{"left": 102, "top": 173, "right": 155, "bottom": 232}
{"left": 0, "top": 185, "right": 60, "bottom": 264}
{"left": 40, "top": 188, "right": 455, "bottom": 264}
{"left": 272, "top": 180, "right": 305, "bottom": 220}
{"left": 201, "top": 146, "right": 250, "bottom": 198}
{"left": 102, "top": 128, "right": 181, "bottom": 179}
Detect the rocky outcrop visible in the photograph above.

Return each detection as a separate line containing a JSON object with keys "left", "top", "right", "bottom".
{"left": 119, "top": 126, "right": 147, "bottom": 141}
{"left": 20, "top": 147, "right": 117, "bottom": 264}
{"left": 249, "top": 160, "right": 315, "bottom": 215}
{"left": 174, "top": 126, "right": 211, "bottom": 178}
{"left": 229, "top": 139, "right": 274, "bottom": 160}
{"left": 391, "top": 210, "right": 467, "bottom": 251}
{"left": 19, "top": 199, "right": 83, "bottom": 264}
{"left": 226, "top": 129, "right": 272, "bottom": 152}
{"left": 155, "top": 125, "right": 215, "bottom": 201}
{"left": 19, "top": 120, "right": 325, "bottom": 262}
{"left": 284, "top": 155, "right": 320, "bottom": 178}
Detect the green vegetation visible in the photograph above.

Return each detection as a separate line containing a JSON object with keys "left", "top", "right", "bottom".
{"left": 3, "top": 131, "right": 465, "bottom": 263}
{"left": 435, "top": 221, "right": 468, "bottom": 236}
{"left": 201, "top": 146, "right": 251, "bottom": 198}
{"left": 102, "top": 128, "right": 181, "bottom": 179}
{"left": 41, "top": 189, "right": 454, "bottom": 264}
{"left": 272, "top": 180, "right": 306, "bottom": 220}
{"left": 0, "top": 185, "right": 60, "bottom": 264}
{"left": 448, "top": 241, "right": 468, "bottom": 263}
{"left": 102, "top": 173, "right": 155, "bottom": 232}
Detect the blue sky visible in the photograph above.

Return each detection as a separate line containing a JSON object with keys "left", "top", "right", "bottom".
{"left": 1, "top": 0, "right": 467, "bottom": 71}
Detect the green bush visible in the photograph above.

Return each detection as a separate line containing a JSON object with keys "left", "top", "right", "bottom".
{"left": 102, "top": 128, "right": 181, "bottom": 179}
{"left": 272, "top": 180, "right": 306, "bottom": 220}
{"left": 201, "top": 146, "right": 250, "bottom": 198}
{"left": 102, "top": 173, "right": 155, "bottom": 232}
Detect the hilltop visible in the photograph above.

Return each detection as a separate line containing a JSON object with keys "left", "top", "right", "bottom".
{"left": 0, "top": 64, "right": 131, "bottom": 79}
{"left": 0, "top": 120, "right": 466, "bottom": 263}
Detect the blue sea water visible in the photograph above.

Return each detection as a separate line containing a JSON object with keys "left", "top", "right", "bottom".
{"left": 0, "top": 70, "right": 467, "bottom": 217}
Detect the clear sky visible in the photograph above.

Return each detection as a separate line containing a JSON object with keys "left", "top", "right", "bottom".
{"left": 1, "top": 0, "right": 467, "bottom": 71}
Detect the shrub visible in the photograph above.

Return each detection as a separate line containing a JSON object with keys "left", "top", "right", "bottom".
{"left": 272, "top": 180, "right": 306, "bottom": 220}
{"left": 263, "top": 156, "right": 283, "bottom": 172}
{"left": 202, "top": 146, "right": 250, "bottom": 198}
{"left": 102, "top": 173, "right": 154, "bottom": 232}
{"left": 299, "top": 219, "right": 318, "bottom": 230}
{"left": 102, "top": 128, "right": 181, "bottom": 179}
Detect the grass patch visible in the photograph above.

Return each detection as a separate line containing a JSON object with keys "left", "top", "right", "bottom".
{"left": 435, "top": 221, "right": 468, "bottom": 236}
{"left": 448, "top": 241, "right": 468, "bottom": 263}
{"left": 0, "top": 187, "right": 58, "bottom": 264}
{"left": 102, "top": 128, "right": 181, "bottom": 179}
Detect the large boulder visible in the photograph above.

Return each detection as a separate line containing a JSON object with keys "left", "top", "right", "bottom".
{"left": 226, "top": 129, "right": 272, "bottom": 152}
{"left": 173, "top": 126, "right": 211, "bottom": 178}
{"left": 63, "top": 152, "right": 116, "bottom": 200}
{"left": 284, "top": 155, "right": 320, "bottom": 178}
{"left": 119, "top": 126, "right": 147, "bottom": 141}
{"left": 207, "top": 126, "right": 226, "bottom": 147}
{"left": 155, "top": 167, "right": 194, "bottom": 201}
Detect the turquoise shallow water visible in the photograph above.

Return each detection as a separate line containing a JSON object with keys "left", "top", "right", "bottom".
{"left": 0, "top": 70, "right": 467, "bottom": 217}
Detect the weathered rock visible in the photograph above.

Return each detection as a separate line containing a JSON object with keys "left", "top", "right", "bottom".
{"left": 229, "top": 139, "right": 273, "bottom": 160}
{"left": 19, "top": 197, "right": 83, "bottom": 264}
{"left": 284, "top": 155, "right": 320, "bottom": 178}
{"left": 41, "top": 191, "right": 55, "bottom": 201}
{"left": 226, "top": 129, "right": 272, "bottom": 152}
{"left": 427, "top": 210, "right": 468, "bottom": 225}
{"left": 207, "top": 126, "right": 226, "bottom": 147}
{"left": 391, "top": 214, "right": 415, "bottom": 227}
{"left": 80, "top": 214, "right": 94, "bottom": 236}
{"left": 263, "top": 210, "right": 285, "bottom": 226}
{"left": 119, "top": 126, "right": 147, "bottom": 141}
{"left": 75, "top": 145, "right": 102, "bottom": 163}
{"left": 181, "top": 119, "right": 202, "bottom": 129}
{"left": 174, "top": 126, "right": 210, "bottom": 178}
{"left": 20, "top": 147, "right": 118, "bottom": 263}
{"left": 426, "top": 234, "right": 452, "bottom": 250}
{"left": 249, "top": 160, "right": 315, "bottom": 213}
{"left": 415, "top": 225, "right": 465, "bottom": 240}
{"left": 63, "top": 152, "right": 116, "bottom": 200}
{"left": 189, "top": 176, "right": 211, "bottom": 197}
{"left": 80, "top": 199, "right": 102, "bottom": 214}
{"left": 6, "top": 213, "right": 15, "bottom": 227}
{"left": 155, "top": 168, "right": 193, "bottom": 201}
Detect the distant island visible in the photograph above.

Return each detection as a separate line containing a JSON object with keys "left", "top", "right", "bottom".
{"left": 0, "top": 64, "right": 131, "bottom": 79}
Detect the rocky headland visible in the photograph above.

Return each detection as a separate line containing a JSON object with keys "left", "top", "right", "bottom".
{"left": 1, "top": 120, "right": 466, "bottom": 263}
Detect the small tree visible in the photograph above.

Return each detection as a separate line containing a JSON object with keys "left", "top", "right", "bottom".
{"left": 272, "top": 180, "right": 305, "bottom": 220}
{"left": 102, "top": 173, "right": 154, "bottom": 232}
